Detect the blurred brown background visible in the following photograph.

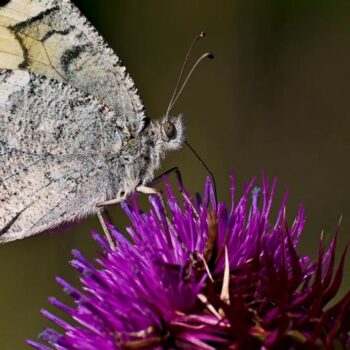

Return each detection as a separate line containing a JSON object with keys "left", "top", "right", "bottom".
{"left": 1, "top": 0, "right": 350, "bottom": 348}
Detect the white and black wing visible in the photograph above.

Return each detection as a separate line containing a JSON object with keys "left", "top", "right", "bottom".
{"left": 0, "top": 0, "right": 145, "bottom": 134}
{"left": 0, "top": 69, "right": 123, "bottom": 242}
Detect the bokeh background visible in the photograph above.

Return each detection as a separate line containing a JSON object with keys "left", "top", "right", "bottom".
{"left": 1, "top": 0, "right": 350, "bottom": 348}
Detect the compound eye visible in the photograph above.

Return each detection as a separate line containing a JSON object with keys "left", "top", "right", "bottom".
{"left": 163, "top": 121, "right": 176, "bottom": 140}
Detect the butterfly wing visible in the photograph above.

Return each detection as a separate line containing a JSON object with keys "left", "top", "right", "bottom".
{"left": 0, "top": 0, "right": 145, "bottom": 134}
{"left": 0, "top": 69, "right": 125, "bottom": 242}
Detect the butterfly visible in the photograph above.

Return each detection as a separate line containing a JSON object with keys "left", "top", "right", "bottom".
{"left": 0, "top": 0, "right": 185, "bottom": 244}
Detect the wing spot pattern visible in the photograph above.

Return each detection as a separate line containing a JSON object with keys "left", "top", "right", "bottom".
{"left": 0, "top": 207, "right": 25, "bottom": 236}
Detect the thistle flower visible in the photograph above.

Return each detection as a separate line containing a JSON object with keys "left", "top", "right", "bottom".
{"left": 27, "top": 173, "right": 350, "bottom": 349}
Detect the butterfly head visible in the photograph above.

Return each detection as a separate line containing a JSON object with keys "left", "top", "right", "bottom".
{"left": 163, "top": 120, "right": 176, "bottom": 140}
{"left": 160, "top": 115, "right": 185, "bottom": 151}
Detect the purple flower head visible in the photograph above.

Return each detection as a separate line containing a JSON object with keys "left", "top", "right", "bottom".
{"left": 28, "top": 173, "right": 350, "bottom": 349}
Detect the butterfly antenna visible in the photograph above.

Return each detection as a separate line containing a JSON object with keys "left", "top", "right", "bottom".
{"left": 166, "top": 33, "right": 216, "bottom": 201}
{"left": 166, "top": 32, "right": 206, "bottom": 116}
{"left": 185, "top": 141, "right": 217, "bottom": 203}
{"left": 168, "top": 52, "right": 214, "bottom": 113}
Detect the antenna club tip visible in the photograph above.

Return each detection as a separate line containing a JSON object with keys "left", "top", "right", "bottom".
{"left": 199, "top": 31, "right": 206, "bottom": 38}
{"left": 207, "top": 53, "right": 215, "bottom": 59}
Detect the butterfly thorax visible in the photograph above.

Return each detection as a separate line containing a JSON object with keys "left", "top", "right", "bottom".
{"left": 105, "top": 116, "right": 184, "bottom": 201}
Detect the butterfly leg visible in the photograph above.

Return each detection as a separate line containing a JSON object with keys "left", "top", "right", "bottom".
{"left": 97, "top": 198, "right": 124, "bottom": 207}
{"left": 95, "top": 205, "right": 117, "bottom": 250}
{"left": 136, "top": 185, "right": 169, "bottom": 213}
{"left": 148, "top": 167, "right": 199, "bottom": 218}
{"left": 95, "top": 168, "right": 197, "bottom": 249}
{"left": 150, "top": 167, "right": 183, "bottom": 187}
{"left": 96, "top": 189, "right": 161, "bottom": 249}
{"left": 136, "top": 185, "right": 159, "bottom": 195}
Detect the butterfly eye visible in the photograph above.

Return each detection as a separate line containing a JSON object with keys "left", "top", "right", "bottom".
{"left": 163, "top": 121, "right": 177, "bottom": 140}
